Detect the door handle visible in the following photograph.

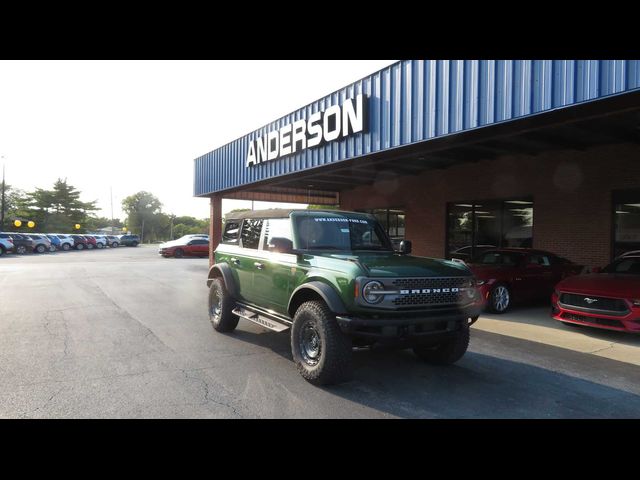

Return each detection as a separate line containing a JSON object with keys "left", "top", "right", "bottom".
{"left": 254, "top": 262, "right": 265, "bottom": 270}
{"left": 230, "top": 257, "right": 240, "bottom": 265}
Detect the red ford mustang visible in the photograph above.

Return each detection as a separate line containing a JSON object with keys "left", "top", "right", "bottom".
{"left": 466, "top": 248, "right": 583, "bottom": 313}
{"left": 552, "top": 255, "right": 640, "bottom": 333}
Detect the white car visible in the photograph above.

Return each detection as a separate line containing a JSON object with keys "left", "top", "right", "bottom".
{"left": 91, "top": 235, "right": 108, "bottom": 249}
{"left": 54, "top": 234, "right": 75, "bottom": 251}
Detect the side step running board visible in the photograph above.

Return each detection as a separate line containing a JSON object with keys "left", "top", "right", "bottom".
{"left": 232, "top": 306, "right": 291, "bottom": 332}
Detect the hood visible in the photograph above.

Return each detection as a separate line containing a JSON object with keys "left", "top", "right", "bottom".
{"left": 325, "top": 252, "right": 471, "bottom": 277}
{"left": 160, "top": 240, "right": 184, "bottom": 248}
{"left": 557, "top": 273, "right": 640, "bottom": 299}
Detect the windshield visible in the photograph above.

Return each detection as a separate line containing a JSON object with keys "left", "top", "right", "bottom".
{"left": 602, "top": 257, "right": 640, "bottom": 274}
{"left": 293, "top": 212, "right": 394, "bottom": 251}
{"left": 471, "top": 251, "right": 523, "bottom": 266}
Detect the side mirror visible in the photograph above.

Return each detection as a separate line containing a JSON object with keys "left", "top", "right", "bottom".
{"left": 398, "top": 240, "right": 412, "bottom": 255}
{"left": 268, "top": 237, "right": 293, "bottom": 254}
{"left": 592, "top": 266, "right": 602, "bottom": 273}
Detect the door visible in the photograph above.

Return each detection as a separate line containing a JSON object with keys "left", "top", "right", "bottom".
{"left": 521, "top": 253, "right": 555, "bottom": 299}
{"left": 234, "top": 219, "right": 264, "bottom": 305}
{"left": 187, "top": 239, "right": 209, "bottom": 256}
{"left": 252, "top": 218, "right": 296, "bottom": 314}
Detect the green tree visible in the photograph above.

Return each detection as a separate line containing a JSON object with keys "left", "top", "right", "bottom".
{"left": 307, "top": 204, "right": 338, "bottom": 210}
{"left": 121, "top": 191, "right": 164, "bottom": 242}
{"left": 6, "top": 179, "right": 97, "bottom": 232}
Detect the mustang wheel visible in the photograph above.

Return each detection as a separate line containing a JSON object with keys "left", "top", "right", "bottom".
{"left": 291, "top": 300, "right": 352, "bottom": 385}
{"left": 489, "top": 284, "right": 511, "bottom": 313}
{"left": 208, "top": 277, "right": 239, "bottom": 332}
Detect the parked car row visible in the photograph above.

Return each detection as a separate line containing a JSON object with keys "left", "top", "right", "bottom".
{"left": 0, "top": 232, "right": 141, "bottom": 255}
{"left": 158, "top": 234, "right": 209, "bottom": 258}
{"left": 454, "top": 247, "right": 640, "bottom": 334}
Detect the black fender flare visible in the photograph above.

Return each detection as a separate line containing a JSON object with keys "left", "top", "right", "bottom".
{"left": 207, "top": 263, "right": 238, "bottom": 297}
{"left": 288, "top": 281, "right": 348, "bottom": 316}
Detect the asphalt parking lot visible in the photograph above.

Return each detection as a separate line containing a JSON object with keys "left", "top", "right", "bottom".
{"left": 1, "top": 245, "right": 640, "bottom": 418}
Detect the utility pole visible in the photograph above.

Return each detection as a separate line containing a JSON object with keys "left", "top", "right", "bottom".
{"left": 0, "top": 158, "right": 5, "bottom": 231}
{"left": 110, "top": 186, "right": 114, "bottom": 235}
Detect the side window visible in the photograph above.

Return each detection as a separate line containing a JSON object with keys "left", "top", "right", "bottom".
{"left": 240, "top": 219, "right": 263, "bottom": 250}
{"left": 222, "top": 221, "right": 241, "bottom": 245}
{"left": 528, "top": 254, "right": 550, "bottom": 266}
{"left": 192, "top": 239, "right": 208, "bottom": 245}
{"left": 262, "top": 218, "right": 293, "bottom": 251}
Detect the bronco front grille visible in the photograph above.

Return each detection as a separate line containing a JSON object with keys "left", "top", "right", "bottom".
{"left": 391, "top": 277, "right": 468, "bottom": 307}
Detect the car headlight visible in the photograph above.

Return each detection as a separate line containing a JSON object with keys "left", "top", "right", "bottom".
{"left": 362, "top": 280, "right": 384, "bottom": 304}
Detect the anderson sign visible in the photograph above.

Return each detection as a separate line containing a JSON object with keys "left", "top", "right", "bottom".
{"left": 246, "top": 94, "right": 368, "bottom": 167}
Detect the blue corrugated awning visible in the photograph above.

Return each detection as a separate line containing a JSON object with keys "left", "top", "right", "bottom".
{"left": 194, "top": 60, "right": 640, "bottom": 197}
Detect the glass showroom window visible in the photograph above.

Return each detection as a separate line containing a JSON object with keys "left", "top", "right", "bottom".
{"left": 447, "top": 199, "right": 533, "bottom": 260}
{"left": 613, "top": 189, "right": 640, "bottom": 259}
{"left": 360, "top": 208, "right": 405, "bottom": 248}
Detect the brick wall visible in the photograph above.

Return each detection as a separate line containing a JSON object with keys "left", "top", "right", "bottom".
{"left": 340, "top": 143, "right": 640, "bottom": 269}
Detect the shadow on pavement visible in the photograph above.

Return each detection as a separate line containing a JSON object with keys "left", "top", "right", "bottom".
{"left": 223, "top": 325, "right": 640, "bottom": 418}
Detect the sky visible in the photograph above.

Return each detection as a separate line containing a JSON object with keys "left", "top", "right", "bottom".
{"left": 0, "top": 60, "right": 396, "bottom": 221}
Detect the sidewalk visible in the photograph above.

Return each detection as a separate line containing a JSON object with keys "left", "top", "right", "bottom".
{"left": 472, "top": 306, "right": 640, "bottom": 367}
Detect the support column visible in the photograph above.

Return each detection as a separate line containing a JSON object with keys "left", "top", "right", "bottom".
{"left": 209, "top": 194, "right": 222, "bottom": 267}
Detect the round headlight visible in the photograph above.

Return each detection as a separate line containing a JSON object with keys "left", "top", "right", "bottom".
{"left": 362, "top": 280, "right": 384, "bottom": 304}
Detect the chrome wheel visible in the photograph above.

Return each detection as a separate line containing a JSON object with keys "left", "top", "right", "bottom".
{"left": 299, "top": 322, "right": 322, "bottom": 366}
{"left": 209, "top": 288, "right": 221, "bottom": 323}
{"left": 492, "top": 285, "right": 510, "bottom": 312}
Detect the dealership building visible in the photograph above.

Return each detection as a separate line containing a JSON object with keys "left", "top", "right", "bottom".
{"left": 194, "top": 60, "right": 640, "bottom": 268}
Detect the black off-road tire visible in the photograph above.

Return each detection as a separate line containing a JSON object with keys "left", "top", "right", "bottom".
{"left": 291, "top": 300, "right": 352, "bottom": 386}
{"left": 174, "top": 248, "right": 184, "bottom": 258}
{"left": 413, "top": 324, "right": 470, "bottom": 365}
{"left": 208, "top": 277, "right": 239, "bottom": 333}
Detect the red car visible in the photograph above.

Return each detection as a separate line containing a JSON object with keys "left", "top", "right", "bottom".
{"left": 158, "top": 238, "right": 209, "bottom": 258}
{"left": 552, "top": 254, "right": 640, "bottom": 333}
{"left": 84, "top": 235, "right": 98, "bottom": 250}
{"left": 467, "top": 248, "right": 583, "bottom": 313}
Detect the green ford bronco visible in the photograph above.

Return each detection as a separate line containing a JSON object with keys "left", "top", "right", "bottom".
{"left": 206, "top": 209, "right": 482, "bottom": 385}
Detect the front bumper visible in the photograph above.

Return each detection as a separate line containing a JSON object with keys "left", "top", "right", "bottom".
{"left": 336, "top": 308, "right": 478, "bottom": 342}
{"left": 551, "top": 298, "right": 640, "bottom": 333}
